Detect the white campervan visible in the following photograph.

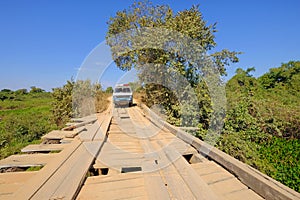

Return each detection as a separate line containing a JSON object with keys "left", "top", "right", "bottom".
{"left": 112, "top": 84, "right": 133, "bottom": 107}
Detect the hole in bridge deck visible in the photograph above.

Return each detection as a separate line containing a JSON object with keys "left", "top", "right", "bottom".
{"left": 0, "top": 165, "right": 44, "bottom": 173}
{"left": 100, "top": 168, "right": 109, "bottom": 175}
{"left": 182, "top": 153, "right": 204, "bottom": 164}
{"left": 121, "top": 167, "right": 142, "bottom": 173}
{"left": 87, "top": 167, "right": 110, "bottom": 176}
{"left": 42, "top": 139, "right": 61, "bottom": 144}
{"left": 24, "top": 150, "right": 62, "bottom": 154}
{"left": 183, "top": 154, "right": 193, "bottom": 164}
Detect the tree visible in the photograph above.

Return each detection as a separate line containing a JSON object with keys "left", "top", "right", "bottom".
{"left": 0, "top": 89, "right": 14, "bottom": 101}
{"left": 106, "top": 1, "right": 240, "bottom": 76}
{"left": 30, "top": 86, "right": 44, "bottom": 93}
{"left": 105, "top": 86, "right": 113, "bottom": 93}
{"left": 1, "top": 89, "right": 12, "bottom": 93}
{"left": 106, "top": 1, "right": 240, "bottom": 126}
{"left": 15, "top": 89, "right": 28, "bottom": 95}
{"left": 259, "top": 61, "right": 300, "bottom": 90}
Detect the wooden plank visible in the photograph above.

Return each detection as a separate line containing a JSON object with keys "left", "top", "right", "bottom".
{"left": 0, "top": 154, "right": 56, "bottom": 168}
{"left": 224, "top": 188, "right": 263, "bottom": 200}
{"left": 163, "top": 146, "right": 221, "bottom": 200}
{"left": 138, "top": 135, "right": 196, "bottom": 199}
{"left": 161, "top": 161, "right": 196, "bottom": 199}
{"left": 21, "top": 143, "right": 69, "bottom": 153}
{"left": 78, "top": 121, "right": 100, "bottom": 141}
{"left": 125, "top": 111, "right": 184, "bottom": 200}
{"left": 93, "top": 114, "right": 111, "bottom": 141}
{"left": 85, "top": 172, "right": 143, "bottom": 184}
{"left": 95, "top": 141, "right": 144, "bottom": 170}
{"left": 78, "top": 183, "right": 147, "bottom": 200}
{"left": 13, "top": 140, "right": 81, "bottom": 199}
{"left": 191, "top": 161, "right": 225, "bottom": 176}
{"left": 62, "top": 117, "right": 97, "bottom": 131}
{"left": 30, "top": 142, "right": 101, "bottom": 200}
{"left": 66, "top": 122, "right": 77, "bottom": 126}
{"left": 208, "top": 178, "right": 248, "bottom": 196}
{"left": 78, "top": 172, "right": 148, "bottom": 200}
{"left": 42, "top": 130, "right": 68, "bottom": 140}
{"left": 143, "top": 171, "right": 170, "bottom": 200}
{"left": 168, "top": 138, "right": 197, "bottom": 155}
{"left": 41, "top": 127, "right": 86, "bottom": 140}
{"left": 84, "top": 173, "right": 144, "bottom": 189}
{"left": 0, "top": 171, "right": 38, "bottom": 196}
{"left": 66, "top": 127, "right": 86, "bottom": 138}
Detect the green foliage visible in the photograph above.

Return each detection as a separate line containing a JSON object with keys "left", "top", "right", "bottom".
{"left": 107, "top": 1, "right": 240, "bottom": 74}
{"left": 30, "top": 86, "right": 45, "bottom": 93}
{"left": 105, "top": 86, "right": 113, "bottom": 93}
{"left": 15, "top": 89, "right": 28, "bottom": 95}
{"left": 220, "top": 61, "right": 300, "bottom": 192}
{"left": 259, "top": 61, "right": 300, "bottom": 90}
{"left": 1, "top": 89, "right": 12, "bottom": 93}
{"left": 0, "top": 92, "right": 55, "bottom": 159}
{"left": 128, "top": 82, "right": 142, "bottom": 93}
{"left": 52, "top": 80, "right": 74, "bottom": 127}
{"left": 72, "top": 80, "right": 97, "bottom": 117}
{"left": 26, "top": 165, "right": 43, "bottom": 171}
{"left": 0, "top": 89, "right": 15, "bottom": 101}
{"left": 107, "top": 0, "right": 239, "bottom": 129}
{"left": 259, "top": 137, "right": 300, "bottom": 192}
{"left": 52, "top": 80, "right": 110, "bottom": 126}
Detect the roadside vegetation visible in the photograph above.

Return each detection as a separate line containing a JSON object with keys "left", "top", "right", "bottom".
{"left": 219, "top": 62, "right": 300, "bottom": 192}
{"left": 0, "top": 88, "right": 56, "bottom": 159}
{"left": 0, "top": 81, "right": 111, "bottom": 160}
{"left": 52, "top": 80, "right": 111, "bottom": 127}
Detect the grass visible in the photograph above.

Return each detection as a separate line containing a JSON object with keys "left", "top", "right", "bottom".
{"left": 26, "top": 165, "right": 44, "bottom": 171}
{"left": 95, "top": 92, "right": 111, "bottom": 113}
{"left": 0, "top": 92, "right": 56, "bottom": 159}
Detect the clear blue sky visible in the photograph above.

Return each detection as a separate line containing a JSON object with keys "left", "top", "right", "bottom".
{"left": 0, "top": 0, "right": 299, "bottom": 91}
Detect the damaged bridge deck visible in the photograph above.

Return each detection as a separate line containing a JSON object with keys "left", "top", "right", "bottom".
{"left": 0, "top": 104, "right": 299, "bottom": 200}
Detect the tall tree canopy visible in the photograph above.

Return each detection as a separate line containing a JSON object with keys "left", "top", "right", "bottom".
{"left": 106, "top": 1, "right": 240, "bottom": 78}
{"left": 106, "top": 1, "right": 240, "bottom": 128}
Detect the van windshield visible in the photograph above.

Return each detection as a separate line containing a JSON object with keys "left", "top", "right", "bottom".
{"left": 115, "top": 87, "right": 131, "bottom": 93}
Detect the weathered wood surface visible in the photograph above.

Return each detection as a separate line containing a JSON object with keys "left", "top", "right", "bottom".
{"left": 0, "top": 171, "right": 38, "bottom": 198}
{"left": 12, "top": 139, "right": 82, "bottom": 199}
{"left": 63, "top": 116, "right": 98, "bottom": 131}
{"left": 80, "top": 107, "right": 259, "bottom": 200}
{"left": 21, "top": 143, "right": 69, "bottom": 153}
{"left": 41, "top": 126, "right": 86, "bottom": 140}
{"left": 30, "top": 142, "right": 100, "bottom": 200}
{"left": 0, "top": 154, "right": 56, "bottom": 169}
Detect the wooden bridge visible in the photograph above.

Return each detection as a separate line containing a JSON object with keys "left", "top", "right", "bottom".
{"left": 0, "top": 103, "right": 299, "bottom": 200}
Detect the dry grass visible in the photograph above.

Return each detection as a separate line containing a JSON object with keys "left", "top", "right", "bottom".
{"left": 95, "top": 93, "right": 111, "bottom": 113}
{"left": 133, "top": 92, "right": 146, "bottom": 106}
